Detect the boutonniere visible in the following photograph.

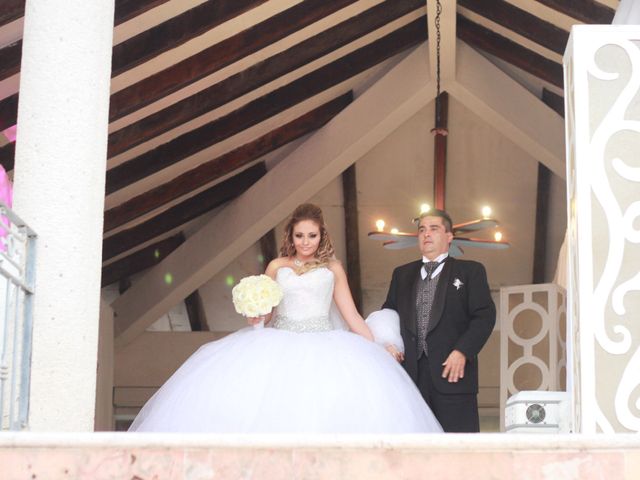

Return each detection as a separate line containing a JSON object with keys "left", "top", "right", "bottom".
{"left": 453, "top": 278, "right": 464, "bottom": 290}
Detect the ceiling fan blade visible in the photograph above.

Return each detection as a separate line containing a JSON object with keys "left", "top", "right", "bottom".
{"left": 453, "top": 218, "right": 499, "bottom": 233}
{"left": 383, "top": 238, "right": 418, "bottom": 250}
{"left": 453, "top": 237, "right": 510, "bottom": 249}
{"left": 368, "top": 231, "right": 417, "bottom": 242}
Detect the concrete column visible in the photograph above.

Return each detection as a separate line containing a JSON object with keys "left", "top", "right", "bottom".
{"left": 12, "top": 0, "right": 115, "bottom": 430}
{"left": 564, "top": 26, "right": 640, "bottom": 433}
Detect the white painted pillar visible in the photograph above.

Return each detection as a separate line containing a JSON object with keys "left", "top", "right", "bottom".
{"left": 12, "top": 1, "right": 115, "bottom": 430}
{"left": 564, "top": 26, "right": 640, "bottom": 433}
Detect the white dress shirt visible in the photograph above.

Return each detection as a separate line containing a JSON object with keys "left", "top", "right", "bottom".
{"left": 420, "top": 253, "right": 449, "bottom": 280}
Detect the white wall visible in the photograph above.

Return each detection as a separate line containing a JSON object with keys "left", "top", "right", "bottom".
{"left": 357, "top": 105, "right": 435, "bottom": 315}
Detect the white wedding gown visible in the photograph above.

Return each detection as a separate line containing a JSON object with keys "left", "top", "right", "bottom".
{"left": 129, "top": 267, "right": 442, "bottom": 433}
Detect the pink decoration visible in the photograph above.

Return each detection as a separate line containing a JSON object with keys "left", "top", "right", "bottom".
{"left": 3, "top": 125, "right": 17, "bottom": 143}
{"left": 0, "top": 165, "right": 13, "bottom": 251}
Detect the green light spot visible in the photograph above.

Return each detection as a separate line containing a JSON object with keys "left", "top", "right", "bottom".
{"left": 164, "top": 273, "right": 173, "bottom": 285}
{"left": 257, "top": 254, "right": 265, "bottom": 264}
{"left": 225, "top": 275, "right": 235, "bottom": 287}
{"left": 154, "top": 249, "right": 160, "bottom": 259}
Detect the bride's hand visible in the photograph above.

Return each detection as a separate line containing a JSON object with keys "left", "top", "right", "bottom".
{"left": 247, "top": 315, "right": 266, "bottom": 326}
{"left": 385, "top": 344, "right": 404, "bottom": 363}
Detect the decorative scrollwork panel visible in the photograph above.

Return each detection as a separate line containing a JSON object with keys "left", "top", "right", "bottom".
{"left": 565, "top": 26, "right": 640, "bottom": 433}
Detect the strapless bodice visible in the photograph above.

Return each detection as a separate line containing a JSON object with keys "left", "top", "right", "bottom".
{"left": 272, "top": 267, "right": 334, "bottom": 332}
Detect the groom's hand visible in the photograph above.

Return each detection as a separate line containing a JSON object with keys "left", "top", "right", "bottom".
{"left": 441, "top": 350, "right": 466, "bottom": 382}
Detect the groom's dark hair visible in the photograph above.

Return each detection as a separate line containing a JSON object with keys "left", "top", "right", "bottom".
{"left": 417, "top": 208, "right": 453, "bottom": 233}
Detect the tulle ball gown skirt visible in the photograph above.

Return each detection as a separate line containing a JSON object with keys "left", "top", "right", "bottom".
{"left": 129, "top": 328, "right": 443, "bottom": 433}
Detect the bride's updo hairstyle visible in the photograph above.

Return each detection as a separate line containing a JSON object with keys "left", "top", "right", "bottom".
{"left": 280, "top": 203, "right": 335, "bottom": 271}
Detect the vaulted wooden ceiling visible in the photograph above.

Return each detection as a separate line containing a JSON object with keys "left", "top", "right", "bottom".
{"left": 0, "top": 0, "right": 618, "bottom": 289}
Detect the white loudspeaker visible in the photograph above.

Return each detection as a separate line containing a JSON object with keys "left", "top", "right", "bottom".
{"left": 504, "top": 391, "right": 570, "bottom": 433}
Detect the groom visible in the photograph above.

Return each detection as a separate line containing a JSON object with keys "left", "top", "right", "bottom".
{"left": 382, "top": 208, "right": 495, "bottom": 432}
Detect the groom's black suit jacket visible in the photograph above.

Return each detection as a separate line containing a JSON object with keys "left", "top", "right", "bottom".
{"left": 382, "top": 257, "right": 495, "bottom": 395}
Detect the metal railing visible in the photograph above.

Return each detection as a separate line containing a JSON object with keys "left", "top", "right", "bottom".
{"left": 0, "top": 202, "right": 36, "bottom": 430}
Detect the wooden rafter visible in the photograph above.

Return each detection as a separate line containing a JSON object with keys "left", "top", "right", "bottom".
{"left": 104, "top": 92, "right": 353, "bottom": 231}
{"left": 0, "top": 0, "right": 25, "bottom": 28}
{"left": 113, "top": 0, "right": 173, "bottom": 26}
{"left": 0, "top": 94, "right": 18, "bottom": 134}
{"left": 0, "top": 40, "right": 21, "bottom": 82}
{"left": 109, "top": 0, "right": 361, "bottom": 120}
{"left": 533, "top": 162, "right": 551, "bottom": 283}
{"left": 458, "top": 0, "right": 569, "bottom": 55}
{"left": 101, "top": 232, "right": 185, "bottom": 286}
{"left": 108, "top": 2, "right": 426, "bottom": 157}
{"left": 534, "top": 0, "right": 615, "bottom": 25}
{"left": 0, "top": 142, "right": 14, "bottom": 172}
{"left": 185, "top": 290, "right": 208, "bottom": 332}
{"left": 433, "top": 91, "right": 448, "bottom": 210}
{"left": 457, "top": 15, "right": 563, "bottom": 88}
{"left": 106, "top": 18, "right": 427, "bottom": 193}
{"left": 259, "top": 230, "right": 279, "bottom": 267}
{"left": 535, "top": 86, "right": 564, "bottom": 278}
{"left": 0, "top": 0, "right": 424, "bottom": 135}
{"left": 111, "top": 0, "right": 267, "bottom": 77}
{"left": 103, "top": 163, "right": 266, "bottom": 261}
{"left": 0, "top": 0, "right": 266, "bottom": 80}
{"left": 342, "top": 164, "right": 362, "bottom": 312}
{"left": 542, "top": 88, "right": 564, "bottom": 117}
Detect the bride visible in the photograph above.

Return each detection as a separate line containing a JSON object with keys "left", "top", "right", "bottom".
{"left": 129, "top": 203, "right": 442, "bottom": 433}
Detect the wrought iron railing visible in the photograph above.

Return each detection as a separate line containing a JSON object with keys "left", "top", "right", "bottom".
{"left": 0, "top": 202, "right": 36, "bottom": 430}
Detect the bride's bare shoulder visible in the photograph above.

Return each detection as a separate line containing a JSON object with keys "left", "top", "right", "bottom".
{"left": 327, "top": 258, "right": 345, "bottom": 274}
{"left": 266, "top": 257, "right": 289, "bottom": 277}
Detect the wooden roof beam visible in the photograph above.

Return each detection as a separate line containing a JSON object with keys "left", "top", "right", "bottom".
{"left": 534, "top": 0, "right": 615, "bottom": 25}
{"left": 457, "top": 15, "right": 563, "bottom": 88}
{"left": 0, "top": 40, "right": 21, "bottom": 82}
{"left": 0, "top": 139, "right": 15, "bottom": 172}
{"left": 104, "top": 92, "right": 353, "bottom": 232}
{"left": 101, "top": 233, "right": 186, "bottom": 287}
{"left": 542, "top": 87, "right": 564, "bottom": 117}
{"left": 106, "top": 17, "right": 428, "bottom": 193}
{"left": 458, "top": 0, "right": 569, "bottom": 55}
{"left": 103, "top": 163, "right": 266, "bottom": 262}
{"left": 111, "top": 0, "right": 267, "bottom": 77}
{"left": 108, "top": 1, "right": 427, "bottom": 157}
{"left": 109, "top": 0, "right": 363, "bottom": 121}
{"left": 0, "top": 94, "right": 18, "bottom": 135}
{"left": 0, "top": 0, "right": 24, "bottom": 28}
{"left": 0, "top": 0, "right": 424, "bottom": 163}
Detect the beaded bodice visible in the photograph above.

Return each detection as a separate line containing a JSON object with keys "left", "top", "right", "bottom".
{"left": 272, "top": 267, "right": 334, "bottom": 332}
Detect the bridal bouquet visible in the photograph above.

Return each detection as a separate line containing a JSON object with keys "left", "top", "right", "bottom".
{"left": 232, "top": 274, "right": 283, "bottom": 320}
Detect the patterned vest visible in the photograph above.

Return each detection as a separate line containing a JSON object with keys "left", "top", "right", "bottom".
{"left": 415, "top": 262, "right": 441, "bottom": 357}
